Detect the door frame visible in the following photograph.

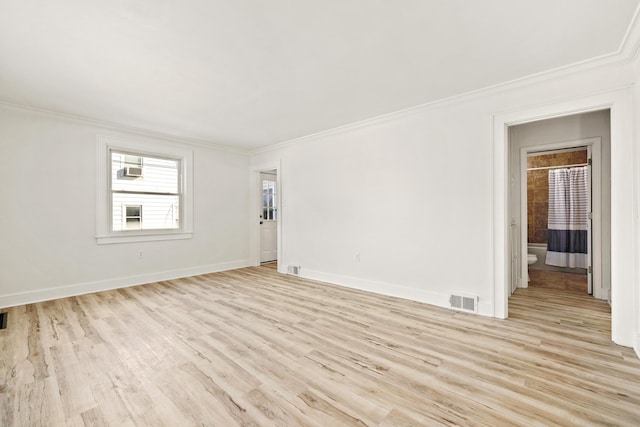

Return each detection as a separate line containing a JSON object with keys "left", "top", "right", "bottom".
{"left": 249, "top": 161, "right": 282, "bottom": 270}
{"left": 518, "top": 138, "right": 602, "bottom": 298}
{"left": 492, "top": 88, "right": 635, "bottom": 347}
{"left": 259, "top": 170, "right": 278, "bottom": 263}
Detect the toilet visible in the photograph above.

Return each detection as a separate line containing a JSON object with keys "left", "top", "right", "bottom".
{"left": 527, "top": 253, "right": 538, "bottom": 281}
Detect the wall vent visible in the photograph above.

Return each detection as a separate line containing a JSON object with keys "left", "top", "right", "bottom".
{"left": 449, "top": 294, "right": 478, "bottom": 313}
{"left": 287, "top": 265, "right": 301, "bottom": 276}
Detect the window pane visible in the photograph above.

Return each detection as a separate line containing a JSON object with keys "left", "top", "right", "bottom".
{"left": 113, "top": 194, "right": 179, "bottom": 231}
{"left": 112, "top": 151, "right": 179, "bottom": 193}
{"left": 262, "top": 180, "right": 277, "bottom": 221}
{"left": 126, "top": 206, "right": 141, "bottom": 217}
{"left": 124, "top": 155, "right": 142, "bottom": 167}
{"left": 125, "top": 218, "right": 141, "bottom": 230}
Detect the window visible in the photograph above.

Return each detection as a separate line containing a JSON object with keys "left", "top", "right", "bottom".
{"left": 262, "top": 180, "right": 277, "bottom": 220}
{"left": 124, "top": 155, "right": 143, "bottom": 168}
{"left": 97, "top": 136, "right": 193, "bottom": 244}
{"left": 124, "top": 205, "right": 142, "bottom": 229}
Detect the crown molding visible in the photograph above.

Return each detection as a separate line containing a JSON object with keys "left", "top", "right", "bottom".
{"left": 0, "top": 100, "right": 249, "bottom": 156}
{"left": 251, "top": 4, "right": 640, "bottom": 156}
{"left": 618, "top": 2, "right": 640, "bottom": 61}
{"left": 251, "top": 52, "right": 629, "bottom": 156}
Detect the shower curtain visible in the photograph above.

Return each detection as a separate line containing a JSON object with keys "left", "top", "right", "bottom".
{"left": 545, "top": 166, "right": 589, "bottom": 268}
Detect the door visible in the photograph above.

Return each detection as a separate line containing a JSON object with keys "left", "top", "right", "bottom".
{"left": 587, "top": 147, "right": 593, "bottom": 294}
{"left": 260, "top": 172, "right": 277, "bottom": 263}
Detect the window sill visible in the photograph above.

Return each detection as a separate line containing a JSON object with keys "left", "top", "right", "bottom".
{"left": 97, "top": 231, "right": 193, "bottom": 245}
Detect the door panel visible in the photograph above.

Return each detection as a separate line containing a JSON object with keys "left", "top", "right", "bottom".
{"left": 260, "top": 220, "right": 277, "bottom": 263}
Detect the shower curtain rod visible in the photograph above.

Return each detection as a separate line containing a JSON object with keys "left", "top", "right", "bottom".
{"left": 526, "top": 162, "right": 589, "bottom": 171}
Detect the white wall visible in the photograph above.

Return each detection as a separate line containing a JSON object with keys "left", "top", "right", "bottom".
{"left": 633, "top": 55, "right": 640, "bottom": 357}
{"left": 251, "top": 60, "right": 638, "bottom": 348}
{"left": 0, "top": 106, "right": 250, "bottom": 307}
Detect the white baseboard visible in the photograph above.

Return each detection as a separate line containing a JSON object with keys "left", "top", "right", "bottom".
{"left": 634, "top": 333, "right": 640, "bottom": 359}
{"left": 0, "top": 259, "right": 249, "bottom": 308}
{"left": 298, "top": 269, "right": 494, "bottom": 317}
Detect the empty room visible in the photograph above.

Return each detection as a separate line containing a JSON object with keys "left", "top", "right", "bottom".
{"left": 2, "top": 1, "right": 640, "bottom": 426}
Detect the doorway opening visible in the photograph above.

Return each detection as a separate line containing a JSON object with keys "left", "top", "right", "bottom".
{"left": 507, "top": 110, "right": 610, "bottom": 307}
{"left": 493, "top": 90, "right": 633, "bottom": 347}
{"left": 249, "top": 162, "right": 282, "bottom": 270}
{"left": 522, "top": 145, "right": 598, "bottom": 294}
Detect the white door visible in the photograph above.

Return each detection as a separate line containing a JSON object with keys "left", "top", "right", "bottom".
{"left": 260, "top": 173, "right": 278, "bottom": 263}
{"left": 587, "top": 147, "right": 593, "bottom": 295}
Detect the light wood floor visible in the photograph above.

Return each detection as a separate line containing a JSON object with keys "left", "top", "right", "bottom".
{"left": 2, "top": 266, "right": 640, "bottom": 426}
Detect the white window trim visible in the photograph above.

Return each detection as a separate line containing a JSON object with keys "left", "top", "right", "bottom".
{"left": 97, "top": 135, "right": 193, "bottom": 245}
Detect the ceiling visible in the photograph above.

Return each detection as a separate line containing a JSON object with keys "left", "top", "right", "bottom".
{"left": 1, "top": 1, "right": 638, "bottom": 151}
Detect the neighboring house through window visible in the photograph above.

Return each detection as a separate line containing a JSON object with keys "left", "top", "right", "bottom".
{"left": 111, "top": 150, "right": 180, "bottom": 231}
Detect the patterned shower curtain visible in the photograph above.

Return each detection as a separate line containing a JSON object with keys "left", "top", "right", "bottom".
{"left": 545, "top": 166, "right": 589, "bottom": 268}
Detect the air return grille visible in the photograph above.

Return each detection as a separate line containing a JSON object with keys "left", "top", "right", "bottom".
{"left": 287, "top": 265, "right": 301, "bottom": 276}
{"left": 449, "top": 294, "right": 478, "bottom": 313}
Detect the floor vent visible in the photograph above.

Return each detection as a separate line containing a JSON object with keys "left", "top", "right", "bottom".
{"left": 287, "top": 265, "right": 301, "bottom": 276}
{"left": 449, "top": 294, "right": 478, "bottom": 313}
{"left": 0, "top": 312, "right": 7, "bottom": 330}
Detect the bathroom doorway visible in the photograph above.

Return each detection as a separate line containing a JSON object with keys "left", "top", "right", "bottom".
{"left": 508, "top": 110, "right": 610, "bottom": 302}
{"left": 522, "top": 144, "right": 596, "bottom": 296}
